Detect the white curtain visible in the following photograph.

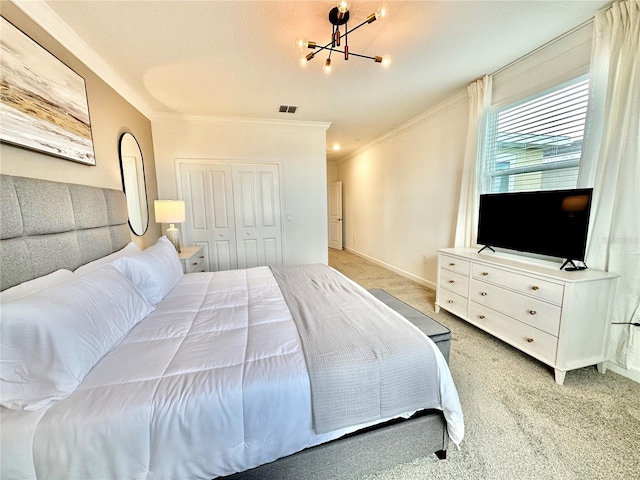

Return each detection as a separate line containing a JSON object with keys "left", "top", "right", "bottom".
{"left": 578, "top": 0, "right": 640, "bottom": 369}
{"left": 454, "top": 75, "right": 492, "bottom": 247}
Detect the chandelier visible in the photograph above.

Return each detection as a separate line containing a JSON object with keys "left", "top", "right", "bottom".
{"left": 298, "top": 1, "right": 390, "bottom": 74}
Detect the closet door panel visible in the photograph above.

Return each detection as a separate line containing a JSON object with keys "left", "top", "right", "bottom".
{"left": 232, "top": 164, "right": 282, "bottom": 268}
{"left": 180, "top": 163, "right": 238, "bottom": 272}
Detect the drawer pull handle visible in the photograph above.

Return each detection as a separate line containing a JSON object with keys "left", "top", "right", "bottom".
{"left": 449, "top": 263, "right": 455, "bottom": 267}
{"left": 482, "top": 271, "right": 489, "bottom": 276}
{"left": 199, "top": 256, "right": 205, "bottom": 259}
{"left": 448, "top": 300, "right": 454, "bottom": 304}
{"left": 479, "top": 315, "right": 485, "bottom": 319}
{"left": 449, "top": 280, "right": 455, "bottom": 284}
{"left": 529, "top": 310, "right": 537, "bottom": 315}
{"left": 192, "top": 262, "right": 199, "bottom": 266}
{"left": 531, "top": 285, "right": 540, "bottom": 291}
{"left": 480, "top": 292, "right": 488, "bottom": 296}
{"left": 526, "top": 337, "right": 534, "bottom": 343}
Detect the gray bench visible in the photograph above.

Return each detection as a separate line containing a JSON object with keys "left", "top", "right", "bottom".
{"left": 368, "top": 288, "right": 451, "bottom": 362}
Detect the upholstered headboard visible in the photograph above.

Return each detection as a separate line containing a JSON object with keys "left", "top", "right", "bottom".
{"left": 0, "top": 174, "right": 131, "bottom": 291}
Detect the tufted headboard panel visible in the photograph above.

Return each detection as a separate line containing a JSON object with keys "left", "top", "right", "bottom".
{"left": 0, "top": 174, "right": 131, "bottom": 290}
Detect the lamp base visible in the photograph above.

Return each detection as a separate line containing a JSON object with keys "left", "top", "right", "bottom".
{"left": 166, "top": 224, "right": 182, "bottom": 253}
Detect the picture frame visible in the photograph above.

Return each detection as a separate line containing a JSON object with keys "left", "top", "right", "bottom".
{"left": 0, "top": 16, "right": 96, "bottom": 165}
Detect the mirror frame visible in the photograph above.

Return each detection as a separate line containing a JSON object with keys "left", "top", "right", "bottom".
{"left": 118, "top": 132, "right": 149, "bottom": 236}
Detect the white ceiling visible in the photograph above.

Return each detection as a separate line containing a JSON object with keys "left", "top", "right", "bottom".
{"left": 36, "top": 0, "right": 609, "bottom": 161}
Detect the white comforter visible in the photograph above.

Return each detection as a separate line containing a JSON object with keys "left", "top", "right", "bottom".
{"left": 1, "top": 267, "right": 463, "bottom": 480}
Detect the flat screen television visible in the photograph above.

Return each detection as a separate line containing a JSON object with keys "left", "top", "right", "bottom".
{"left": 477, "top": 188, "right": 593, "bottom": 270}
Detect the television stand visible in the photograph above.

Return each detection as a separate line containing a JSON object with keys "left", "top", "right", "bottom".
{"left": 561, "top": 259, "right": 588, "bottom": 271}
{"left": 435, "top": 248, "right": 618, "bottom": 384}
{"left": 477, "top": 245, "right": 495, "bottom": 254}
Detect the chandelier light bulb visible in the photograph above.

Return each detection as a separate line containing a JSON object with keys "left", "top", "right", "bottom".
{"left": 337, "top": 0, "right": 350, "bottom": 14}
{"left": 324, "top": 58, "right": 332, "bottom": 74}
{"left": 381, "top": 55, "right": 391, "bottom": 67}
{"left": 296, "top": 38, "right": 316, "bottom": 50}
{"left": 299, "top": 55, "right": 308, "bottom": 66}
{"left": 375, "top": 4, "right": 389, "bottom": 20}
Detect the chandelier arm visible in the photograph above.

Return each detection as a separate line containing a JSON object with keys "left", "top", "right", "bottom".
{"left": 339, "top": 18, "right": 371, "bottom": 39}
{"left": 317, "top": 48, "right": 378, "bottom": 61}
{"left": 313, "top": 17, "right": 372, "bottom": 54}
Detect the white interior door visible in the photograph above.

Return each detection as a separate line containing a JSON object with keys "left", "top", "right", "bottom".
{"left": 179, "top": 162, "right": 283, "bottom": 271}
{"left": 328, "top": 181, "right": 343, "bottom": 250}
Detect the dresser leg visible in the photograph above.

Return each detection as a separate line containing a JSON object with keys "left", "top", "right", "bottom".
{"left": 554, "top": 369, "right": 566, "bottom": 385}
{"left": 596, "top": 362, "right": 607, "bottom": 374}
{"left": 435, "top": 304, "right": 440, "bottom": 313}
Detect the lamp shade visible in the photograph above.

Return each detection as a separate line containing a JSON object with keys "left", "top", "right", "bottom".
{"left": 154, "top": 200, "right": 185, "bottom": 224}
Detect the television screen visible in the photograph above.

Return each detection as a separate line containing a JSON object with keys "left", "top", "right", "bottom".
{"left": 477, "top": 188, "right": 593, "bottom": 263}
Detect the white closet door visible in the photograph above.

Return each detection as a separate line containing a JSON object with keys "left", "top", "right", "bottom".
{"left": 180, "top": 163, "right": 237, "bottom": 271}
{"left": 179, "top": 162, "right": 282, "bottom": 271}
{"left": 232, "top": 164, "right": 282, "bottom": 269}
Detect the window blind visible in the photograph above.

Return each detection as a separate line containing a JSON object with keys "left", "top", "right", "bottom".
{"left": 482, "top": 76, "right": 590, "bottom": 193}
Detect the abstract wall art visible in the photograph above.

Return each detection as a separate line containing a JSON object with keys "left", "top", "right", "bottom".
{"left": 0, "top": 17, "right": 96, "bottom": 165}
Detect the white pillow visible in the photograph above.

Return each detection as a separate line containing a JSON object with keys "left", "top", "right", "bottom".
{"left": 0, "top": 269, "right": 74, "bottom": 303}
{"left": 113, "top": 236, "right": 183, "bottom": 305}
{"left": 74, "top": 241, "right": 142, "bottom": 275}
{"left": 0, "top": 265, "right": 154, "bottom": 410}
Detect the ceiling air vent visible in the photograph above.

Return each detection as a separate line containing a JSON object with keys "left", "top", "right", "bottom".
{"left": 278, "top": 105, "right": 297, "bottom": 114}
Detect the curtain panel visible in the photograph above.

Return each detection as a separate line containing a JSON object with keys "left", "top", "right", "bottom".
{"left": 579, "top": 0, "right": 640, "bottom": 370}
{"left": 454, "top": 76, "right": 491, "bottom": 248}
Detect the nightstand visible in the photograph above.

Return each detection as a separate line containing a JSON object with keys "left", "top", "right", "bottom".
{"left": 178, "top": 245, "right": 206, "bottom": 273}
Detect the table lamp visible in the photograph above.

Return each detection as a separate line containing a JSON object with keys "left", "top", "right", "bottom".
{"left": 154, "top": 200, "right": 185, "bottom": 252}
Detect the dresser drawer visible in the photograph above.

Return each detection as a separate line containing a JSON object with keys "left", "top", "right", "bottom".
{"left": 470, "top": 302, "right": 558, "bottom": 365}
{"left": 439, "top": 269, "right": 469, "bottom": 298}
{"left": 470, "top": 279, "right": 561, "bottom": 336}
{"left": 440, "top": 254, "right": 471, "bottom": 276}
{"left": 437, "top": 289, "right": 468, "bottom": 319}
{"left": 185, "top": 254, "right": 206, "bottom": 273}
{"left": 471, "top": 263, "right": 564, "bottom": 305}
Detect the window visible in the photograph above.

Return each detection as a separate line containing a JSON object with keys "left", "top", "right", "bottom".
{"left": 481, "top": 75, "right": 590, "bottom": 194}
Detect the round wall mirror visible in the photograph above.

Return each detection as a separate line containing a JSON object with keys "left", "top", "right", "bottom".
{"left": 118, "top": 132, "right": 149, "bottom": 236}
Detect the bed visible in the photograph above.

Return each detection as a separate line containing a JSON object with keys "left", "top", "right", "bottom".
{"left": 0, "top": 174, "right": 464, "bottom": 479}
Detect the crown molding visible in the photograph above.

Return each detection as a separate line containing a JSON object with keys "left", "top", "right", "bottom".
{"left": 152, "top": 112, "right": 331, "bottom": 131}
{"left": 11, "top": 0, "right": 155, "bottom": 119}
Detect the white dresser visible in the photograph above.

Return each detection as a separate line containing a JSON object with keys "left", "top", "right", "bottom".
{"left": 435, "top": 248, "right": 618, "bottom": 384}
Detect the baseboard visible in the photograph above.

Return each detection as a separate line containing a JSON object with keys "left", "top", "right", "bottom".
{"left": 343, "top": 248, "right": 436, "bottom": 290}
{"left": 605, "top": 361, "right": 640, "bottom": 383}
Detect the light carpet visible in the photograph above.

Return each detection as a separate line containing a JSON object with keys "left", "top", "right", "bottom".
{"left": 329, "top": 248, "right": 640, "bottom": 480}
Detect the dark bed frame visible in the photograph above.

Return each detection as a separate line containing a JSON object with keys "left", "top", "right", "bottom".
{"left": 0, "top": 174, "right": 450, "bottom": 478}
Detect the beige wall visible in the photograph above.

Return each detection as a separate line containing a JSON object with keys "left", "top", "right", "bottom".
{"left": 152, "top": 115, "right": 330, "bottom": 265}
{"left": 0, "top": 2, "right": 160, "bottom": 248}
{"left": 338, "top": 91, "right": 468, "bottom": 288}
{"left": 326, "top": 162, "right": 338, "bottom": 183}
